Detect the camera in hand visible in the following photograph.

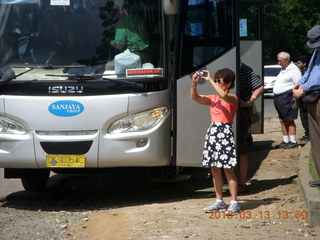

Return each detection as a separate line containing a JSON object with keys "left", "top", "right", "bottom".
{"left": 198, "top": 71, "right": 207, "bottom": 78}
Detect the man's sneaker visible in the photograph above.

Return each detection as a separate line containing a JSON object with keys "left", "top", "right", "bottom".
{"left": 299, "top": 135, "right": 310, "bottom": 141}
{"left": 283, "top": 141, "right": 298, "bottom": 149}
{"left": 278, "top": 141, "right": 289, "bottom": 148}
{"left": 309, "top": 180, "right": 320, "bottom": 187}
{"left": 226, "top": 202, "right": 240, "bottom": 216}
{"left": 204, "top": 200, "right": 227, "bottom": 213}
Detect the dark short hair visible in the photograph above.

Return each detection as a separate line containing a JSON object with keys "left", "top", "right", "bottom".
{"left": 297, "top": 54, "right": 310, "bottom": 64}
{"left": 214, "top": 68, "right": 235, "bottom": 89}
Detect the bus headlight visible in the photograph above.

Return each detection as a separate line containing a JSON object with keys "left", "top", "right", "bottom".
{"left": 108, "top": 107, "right": 169, "bottom": 134}
{"left": 0, "top": 116, "right": 26, "bottom": 135}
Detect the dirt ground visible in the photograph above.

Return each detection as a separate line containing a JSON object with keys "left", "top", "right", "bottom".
{"left": 1, "top": 117, "right": 320, "bottom": 240}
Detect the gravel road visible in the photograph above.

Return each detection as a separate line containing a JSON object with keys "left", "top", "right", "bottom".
{"left": 1, "top": 117, "right": 320, "bottom": 240}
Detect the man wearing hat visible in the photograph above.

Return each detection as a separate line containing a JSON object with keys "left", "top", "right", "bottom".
{"left": 293, "top": 25, "right": 320, "bottom": 183}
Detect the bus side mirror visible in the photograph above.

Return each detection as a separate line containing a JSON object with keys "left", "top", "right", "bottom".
{"left": 162, "top": 0, "right": 179, "bottom": 15}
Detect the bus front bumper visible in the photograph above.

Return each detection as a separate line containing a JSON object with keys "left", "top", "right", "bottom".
{"left": 0, "top": 121, "right": 171, "bottom": 169}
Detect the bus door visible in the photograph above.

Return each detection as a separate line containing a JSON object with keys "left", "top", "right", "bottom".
{"left": 239, "top": 0, "right": 264, "bottom": 134}
{"left": 174, "top": 0, "right": 238, "bottom": 167}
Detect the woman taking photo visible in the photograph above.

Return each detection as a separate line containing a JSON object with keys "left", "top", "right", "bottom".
{"left": 191, "top": 68, "right": 240, "bottom": 215}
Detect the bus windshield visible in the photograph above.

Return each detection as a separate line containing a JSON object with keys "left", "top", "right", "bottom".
{"left": 0, "top": 0, "right": 164, "bottom": 79}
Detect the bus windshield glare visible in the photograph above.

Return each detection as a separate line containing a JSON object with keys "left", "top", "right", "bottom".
{"left": 0, "top": 0, "right": 164, "bottom": 79}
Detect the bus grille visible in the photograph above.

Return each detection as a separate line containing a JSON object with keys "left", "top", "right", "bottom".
{"left": 40, "top": 141, "right": 93, "bottom": 154}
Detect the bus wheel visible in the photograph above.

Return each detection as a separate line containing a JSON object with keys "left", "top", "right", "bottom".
{"left": 21, "top": 170, "right": 50, "bottom": 191}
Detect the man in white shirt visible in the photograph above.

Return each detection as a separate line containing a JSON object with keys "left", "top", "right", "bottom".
{"left": 273, "top": 52, "right": 302, "bottom": 149}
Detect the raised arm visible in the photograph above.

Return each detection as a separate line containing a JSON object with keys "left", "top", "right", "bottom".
{"left": 202, "top": 70, "right": 237, "bottom": 105}
{"left": 190, "top": 72, "right": 211, "bottom": 105}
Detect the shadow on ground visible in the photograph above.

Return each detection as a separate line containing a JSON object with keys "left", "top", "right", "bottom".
{"left": 2, "top": 167, "right": 213, "bottom": 211}
{"left": 2, "top": 139, "right": 295, "bottom": 212}
{"left": 246, "top": 139, "right": 274, "bottom": 181}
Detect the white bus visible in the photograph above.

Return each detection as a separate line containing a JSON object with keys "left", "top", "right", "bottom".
{"left": 0, "top": 0, "right": 263, "bottom": 191}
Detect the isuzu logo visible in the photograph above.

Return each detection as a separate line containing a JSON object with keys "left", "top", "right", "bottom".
{"left": 48, "top": 100, "right": 84, "bottom": 117}
{"left": 48, "top": 86, "right": 84, "bottom": 94}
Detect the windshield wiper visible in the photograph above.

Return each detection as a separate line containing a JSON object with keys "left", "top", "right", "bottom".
{"left": 0, "top": 64, "right": 87, "bottom": 87}
{"left": 0, "top": 65, "right": 33, "bottom": 87}
{"left": 46, "top": 73, "right": 146, "bottom": 90}
{"left": 9, "top": 64, "right": 86, "bottom": 69}
{"left": 46, "top": 73, "right": 106, "bottom": 80}
{"left": 104, "top": 77, "right": 146, "bottom": 90}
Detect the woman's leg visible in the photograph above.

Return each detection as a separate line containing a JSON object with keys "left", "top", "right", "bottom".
{"left": 224, "top": 168, "right": 238, "bottom": 201}
{"left": 211, "top": 167, "right": 223, "bottom": 200}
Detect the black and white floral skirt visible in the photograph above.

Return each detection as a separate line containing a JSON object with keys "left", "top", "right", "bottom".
{"left": 202, "top": 122, "right": 237, "bottom": 169}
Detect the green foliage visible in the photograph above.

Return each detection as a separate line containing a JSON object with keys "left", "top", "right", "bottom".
{"left": 264, "top": 0, "right": 320, "bottom": 64}
{"left": 309, "top": 153, "right": 320, "bottom": 181}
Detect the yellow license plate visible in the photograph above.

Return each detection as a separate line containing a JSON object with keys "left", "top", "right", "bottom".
{"left": 46, "top": 155, "right": 86, "bottom": 167}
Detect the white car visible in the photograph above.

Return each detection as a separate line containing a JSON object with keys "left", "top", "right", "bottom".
{"left": 264, "top": 65, "right": 281, "bottom": 95}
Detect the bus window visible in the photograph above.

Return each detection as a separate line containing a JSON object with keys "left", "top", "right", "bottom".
{"left": 193, "top": 46, "right": 226, "bottom": 67}
{"left": 179, "top": 0, "right": 233, "bottom": 75}
{"left": 185, "top": 0, "right": 225, "bottom": 38}
{"left": 239, "top": 4, "right": 261, "bottom": 40}
{"left": 0, "top": 0, "right": 164, "bottom": 79}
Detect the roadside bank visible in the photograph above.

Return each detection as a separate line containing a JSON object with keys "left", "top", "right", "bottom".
{"left": 298, "top": 142, "right": 320, "bottom": 225}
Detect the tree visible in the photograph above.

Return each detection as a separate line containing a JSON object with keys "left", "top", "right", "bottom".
{"left": 264, "top": 0, "right": 320, "bottom": 64}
